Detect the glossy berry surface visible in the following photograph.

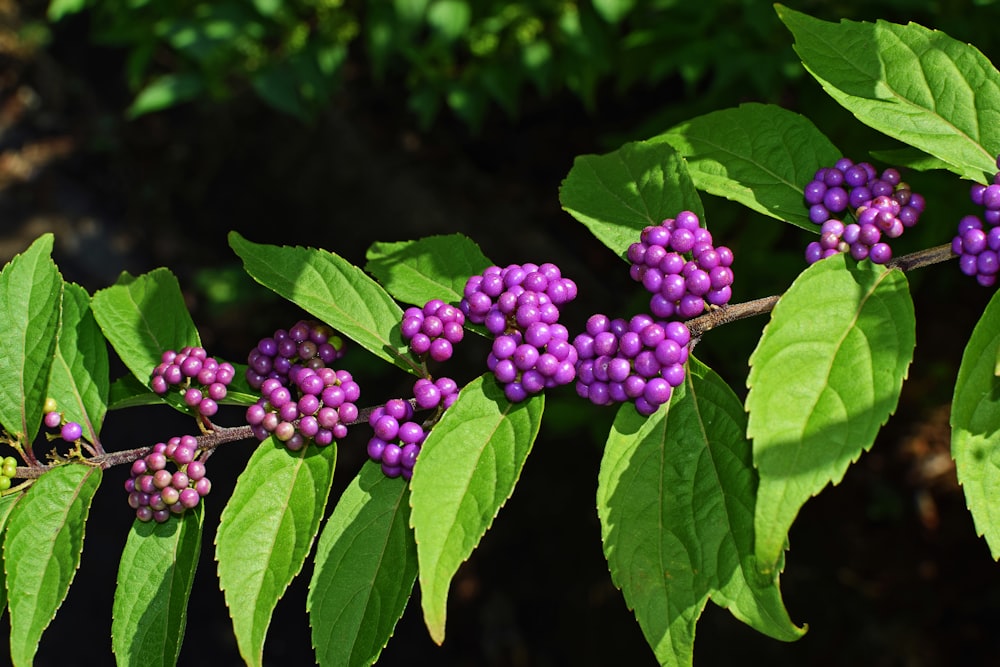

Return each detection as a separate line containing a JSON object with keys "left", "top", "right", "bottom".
{"left": 802, "top": 158, "right": 924, "bottom": 266}
{"left": 125, "top": 435, "right": 210, "bottom": 522}
{"left": 627, "top": 211, "right": 734, "bottom": 320}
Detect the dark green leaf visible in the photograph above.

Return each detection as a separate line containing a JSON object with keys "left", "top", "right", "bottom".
{"left": 216, "top": 437, "right": 337, "bottom": 666}
{"left": 0, "top": 492, "right": 25, "bottom": 613}
{"left": 112, "top": 506, "right": 204, "bottom": 667}
{"left": 410, "top": 374, "right": 543, "bottom": 643}
{"left": 308, "top": 462, "right": 417, "bottom": 667}
{"left": 747, "top": 255, "right": 915, "bottom": 572}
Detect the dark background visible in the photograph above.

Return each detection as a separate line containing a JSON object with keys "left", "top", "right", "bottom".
{"left": 2, "top": 1, "right": 1000, "bottom": 665}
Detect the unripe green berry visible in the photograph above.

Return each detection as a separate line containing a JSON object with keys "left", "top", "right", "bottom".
{"left": 0, "top": 477, "right": 10, "bottom": 491}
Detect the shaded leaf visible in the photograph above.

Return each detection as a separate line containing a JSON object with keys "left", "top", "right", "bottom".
{"left": 747, "top": 254, "right": 915, "bottom": 571}
{"left": 951, "top": 288, "right": 1000, "bottom": 559}
{"left": 308, "top": 461, "right": 417, "bottom": 667}
{"left": 777, "top": 5, "right": 1000, "bottom": 182}
{"left": 365, "top": 234, "right": 492, "bottom": 307}
{"left": 560, "top": 140, "right": 703, "bottom": 259}
{"left": 655, "top": 103, "right": 841, "bottom": 231}
{"left": 598, "top": 358, "right": 804, "bottom": 666}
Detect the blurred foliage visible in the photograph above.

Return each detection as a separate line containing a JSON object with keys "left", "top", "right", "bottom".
{"left": 40, "top": 0, "right": 1000, "bottom": 130}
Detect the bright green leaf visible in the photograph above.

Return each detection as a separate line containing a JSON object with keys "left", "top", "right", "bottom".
{"left": 952, "top": 288, "right": 1000, "bottom": 559}
{"left": 47, "top": 0, "right": 87, "bottom": 21}
{"left": 410, "top": 374, "right": 543, "bottom": 644}
{"left": 112, "top": 506, "right": 204, "bottom": 667}
{"left": 47, "top": 282, "right": 109, "bottom": 445}
{"left": 592, "top": 0, "right": 635, "bottom": 24}
{"left": 216, "top": 437, "right": 337, "bottom": 667}
{"left": 598, "top": 358, "right": 804, "bottom": 666}
{"left": 427, "top": 0, "right": 471, "bottom": 41}
{"left": 747, "top": 255, "right": 915, "bottom": 572}
{"left": 776, "top": 5, "right": 1000, "bottom": 182}
{"left": 127, "top": 73, "right": 205, "bottom": 119}
{"left": 364, "top": 234, "right": 492, "bottom": 307}
{"left": 91, "top": 268, "right": 201, "bottom": 389}
{"left": 654, "top": 103, "right": 841, "bottom": 231}
{"left": 5, "top": 463, "right": 102, "bottom": 667}
{"left": 228, "top": 231, "right": 419, "bottom": 375}
{"left": 308, "top": 461, "right": 417, "bottom": 667}
{"left": 0, "top": 233, "right": 62, "bottom": 443}
{"left": 560, "top": 140, "right": 703, "bottom": 259}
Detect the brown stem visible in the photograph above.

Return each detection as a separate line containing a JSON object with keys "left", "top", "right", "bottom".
{"left": 685, "top": 242, "right": 955, "bottom": 337}
{"left": 9, "top": 242, "right": 959, "bottom": 480}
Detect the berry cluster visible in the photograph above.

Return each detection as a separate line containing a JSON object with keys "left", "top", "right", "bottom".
{"left": 401, "top": 299, "right": 465, "bottom": 362}
{"left": 953, "top": 156, "right": 1000, "bottom": 287}
{"left": 246, "top": 365, "right": 360, "bottom": 451}
{"left": 366, "top": 377, "right": 459, "bottom": 479}
{"left": 627, "top": 211, "right": 734, "bottom": 320}
{"left": 151, "top": 346, "right": 236, "bottom": 418}
{"left": 124, "top": 435, "right": 211, "bottom": 523}
{"left": 461, "top": 263, "right": 579, "bottom": 401}
{"left": 246, "top": 320, "right": 345, "bottom": 390}
{"left": 0, "top": 456, "right": 17, "bottom": 491}
{"left": 487, "top": 322, "right": 578, "bottom": 402}
{"left": 803, "top": 158, "right": 925, "bottom": 265}
{"left": 573, "top": 314, "right": 690, "bottom": 416}
{"left": 42, "top": 398, "right": 85, "bottom": 443}
{"left": 461, "top": 263, "right": 578, "bottom": 334}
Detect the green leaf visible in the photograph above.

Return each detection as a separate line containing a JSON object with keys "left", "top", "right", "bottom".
{"left": 776, "top": 5, "right": 1000, "bottom": 182}
{"left": 559, "top": 140, "right": 704, "bottom": 259}
{"left": 426, "top": 0, "right": 471, "bottom": 41}
{"left": 308, "top": 461, "right": 417, "bottom": 667}
{"left": 47, "top": 282, "right": 109, "bottom": 445}
{"left": 47, "top": 0, "right": 87, "bottom": 21}
{"left": 5, "top": 463, "right": 102, "bottom": 666}
{"left": 654, "top": 103, "right": 842, "bottom": 231}
{"left": 112, "top": 506, "right": 204, "bottom": 667}
{"left": 0, "top": 492, "right": 25, "bottom": 613}
{"left": 747, "top": 254, "right": 915, "bottom": 572}
{"left": 365, "top": 234, "right": 492, "bottom": 307}
{"left": 91, "top": 268, "right": 201, "bottom": 389}
{"left": 410, "top": 374, "right": 543, "bottom": 644}
{"left": 868, "top": 147, "right": 956, "bottom": 173}
{"left": 127, "top": 73, "right": 205, "bottom": 119}
{"left": 216, "top": 437, "right": 337, "bottom": 666}
{"left": 951, "top": 288, "right": 1000, "bottom": 559}
{"left": 592, "top": 0, "right": 635, "bottom": 24}
{"left": 598, "top": 359, "right": 804, "bottom": 667}
{"left": 229, "top": 231, "right": 418, "bottom": 375}
{"left": 0, "top": 233, "right": 61, "bottom": 444}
